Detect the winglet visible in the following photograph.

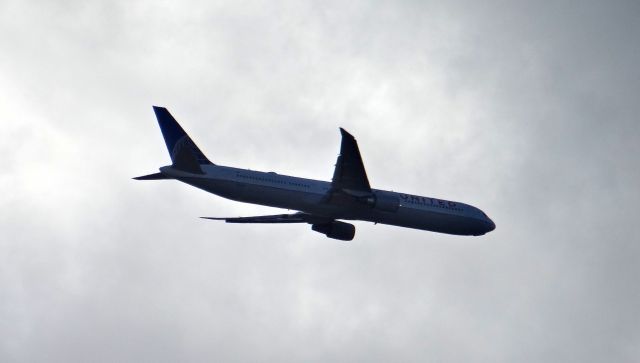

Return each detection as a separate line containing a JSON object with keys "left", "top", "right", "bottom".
{"left": 339, "top": 127, "right": 354, "bottom": 139}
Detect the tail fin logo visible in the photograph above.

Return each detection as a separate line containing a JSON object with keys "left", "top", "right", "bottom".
{"left": 171, "top": 136, "right": 210, "bottom": 165}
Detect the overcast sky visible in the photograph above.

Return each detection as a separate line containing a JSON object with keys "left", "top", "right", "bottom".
{"left": 1, "top": 0, "right": 639, "bottom": 362}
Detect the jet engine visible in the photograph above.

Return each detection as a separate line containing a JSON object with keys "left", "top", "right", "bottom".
{"left": 312, "top": 221, "right": 355, "bottom": 241}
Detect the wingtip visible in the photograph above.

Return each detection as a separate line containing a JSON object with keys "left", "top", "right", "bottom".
{"left": 153, "top": 106, "right": 169, "bottom": 117}
{"left": 339, "top": 127, "right": 355, "bottom": 139}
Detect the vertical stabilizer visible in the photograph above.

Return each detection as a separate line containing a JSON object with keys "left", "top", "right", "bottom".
{"left": 152, "top": 106, "right": 213, "bottom": 172}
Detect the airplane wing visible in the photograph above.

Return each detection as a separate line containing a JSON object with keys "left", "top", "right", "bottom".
{"left": 330, "top": 128, "right": 372, "bottom": 196}
{"left": 200, "top": 212, "right": 331, "bottom": 224}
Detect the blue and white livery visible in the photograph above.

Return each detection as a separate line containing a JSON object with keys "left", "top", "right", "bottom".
{"left": 135, "top": 107, "right": 495, "bottom": 241}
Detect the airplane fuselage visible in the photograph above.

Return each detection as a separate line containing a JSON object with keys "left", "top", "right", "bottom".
{"left": 160, "top": 164, "right": 495, "bottom": 236}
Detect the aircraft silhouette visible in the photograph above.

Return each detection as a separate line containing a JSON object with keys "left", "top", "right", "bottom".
{"left": 135, "top": 107, "right": 495, "bottom": 240}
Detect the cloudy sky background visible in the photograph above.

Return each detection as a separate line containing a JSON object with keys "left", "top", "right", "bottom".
{"left": 1, "top": 0, "right": 639, "bottom": 361}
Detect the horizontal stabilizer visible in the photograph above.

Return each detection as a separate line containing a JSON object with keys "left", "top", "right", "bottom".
{"left": 133, "top": 172, "right": 170, "bottom": 180}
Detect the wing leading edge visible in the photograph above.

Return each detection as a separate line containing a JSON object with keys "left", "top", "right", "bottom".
{"left": 201, "top": 212, "right": 331, "bottom": 224}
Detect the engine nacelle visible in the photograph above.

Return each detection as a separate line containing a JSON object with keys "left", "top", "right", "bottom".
{"left": 368, "top": 191, "right": 400, "bottom": 212}
{"left": 312, "top": 221, "right": 355, "bottom": 241}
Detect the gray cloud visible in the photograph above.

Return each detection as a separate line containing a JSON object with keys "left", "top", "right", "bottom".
{"left": 1, "top": 1, "right": 639, "bottom": 362}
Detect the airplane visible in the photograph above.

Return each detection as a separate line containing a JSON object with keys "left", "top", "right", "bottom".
{"left": 134, "top": 106, "right": 495, "bottom": 241}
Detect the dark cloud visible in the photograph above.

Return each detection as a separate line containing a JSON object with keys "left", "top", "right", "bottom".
{"left": 1, "top": 1, "right": 639, "bottom": 362}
